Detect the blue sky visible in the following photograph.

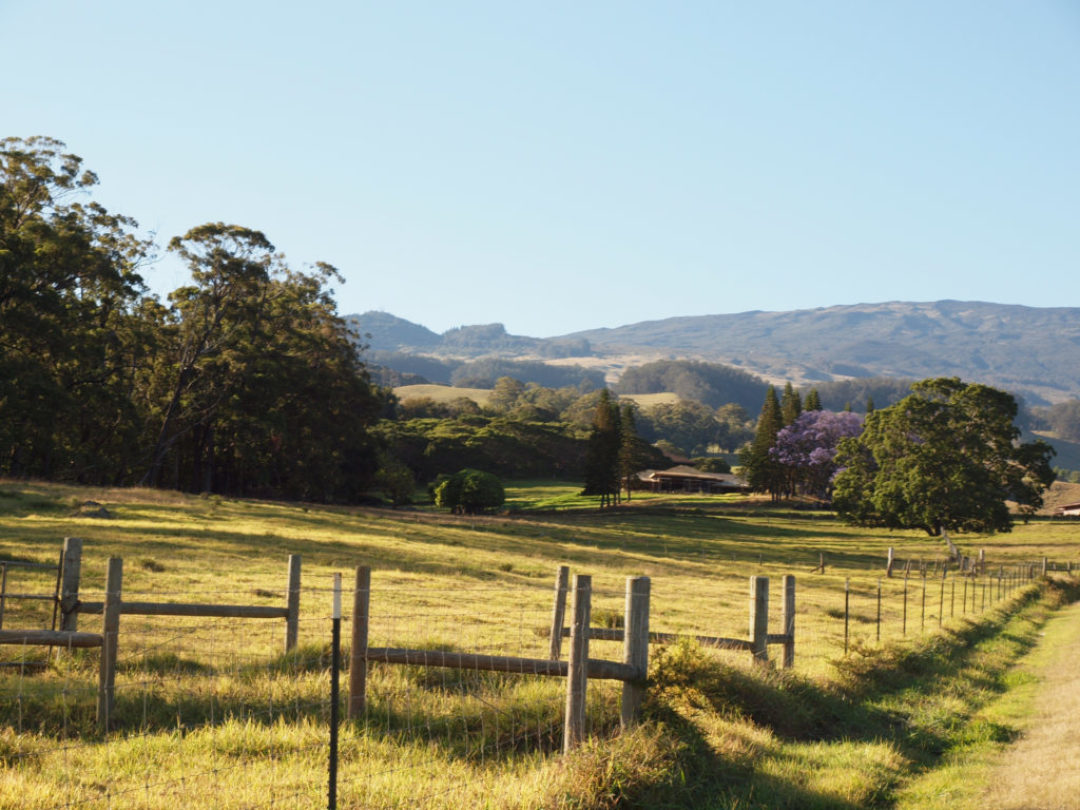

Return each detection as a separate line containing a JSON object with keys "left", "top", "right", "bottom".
{"left": 4, "top": 1, "right": 1079, "bottom": 337}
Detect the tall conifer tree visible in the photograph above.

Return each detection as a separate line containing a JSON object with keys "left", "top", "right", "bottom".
{"left": 781, "top": 382, "right": 802, "bottom": 426}
{"left": 741, "top": 386, "right": 784, "bottom": 500}
{"left": 582, "top": 389, "right": 622, "bottom": 507}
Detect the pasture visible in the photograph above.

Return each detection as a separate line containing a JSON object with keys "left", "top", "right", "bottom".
{"left": 1, "top": 480, "right": 1077, "bottom": 808}
{"left": 392, "top": 384, "right": 494, "bottom": 406}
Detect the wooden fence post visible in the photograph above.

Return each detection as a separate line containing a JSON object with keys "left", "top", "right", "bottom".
{"left": 549, "top": 565, "right": 570, "bottom": 661}
{"left": 1042, "top": 557, "right": 1048, "bottom": 577}
{"left": 886, "top": 547, "right": 895, "bottom": 578}
{"left": 285, "top": 554, "right": 301, "bottom": 652}
{"left": 620, "top": 576, "right": 650, "bottom": 729}
{"left": 97, "top": 557, "right": 122, "bottom": 733}
{"left": 782, "top": 575, "right": 795, "bottom": 669}
{"left": 750, "top": 576, "right": 769, "bottom": 665}
{"left": 59, "top": 537, "right": 83, "bottom": 632}
{"left": 348, "top": 565, "right": 370, "bottom": 720}
{"left": 564, "top": 574, "right": 591, "bottom": 753}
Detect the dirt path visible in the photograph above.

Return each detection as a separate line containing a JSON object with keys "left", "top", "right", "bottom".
{"left": 980, "top": 599, "right": 1080, "bottom": 809}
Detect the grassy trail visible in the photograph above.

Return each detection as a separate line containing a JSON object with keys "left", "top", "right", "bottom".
{"left": 889, "top": 579, "right": 1080, "bottom": 810}
{"left": 984, "top": 599, "right": 1080, "bottom": 808}
{"left": 894, "top": 584, "right": 1080, "bottom": 809}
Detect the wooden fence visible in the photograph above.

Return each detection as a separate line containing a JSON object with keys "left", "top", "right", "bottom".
{"left": 347, "top": 564, "right": 797, "bottom": 751}
{"left": 0, "top": 546, "right": 305, "bottom": 731}
{"left": 0, "top": 555, "right": 62, "bottom": 635}
{"left": 549, "top": 565, "right": 797, "bottom": 669}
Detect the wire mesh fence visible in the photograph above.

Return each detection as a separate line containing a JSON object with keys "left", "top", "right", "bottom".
{"left": 0, "top": 543, "right": 1059, "bottom": 809}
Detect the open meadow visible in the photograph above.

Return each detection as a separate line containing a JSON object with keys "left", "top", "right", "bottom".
{"left": 2, "top": 479, "right": 1078, "bottom": 809}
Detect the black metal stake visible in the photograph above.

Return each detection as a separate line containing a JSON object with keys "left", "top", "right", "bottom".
{"left": 330, "top": 573, "right": 341, "bottom": 810}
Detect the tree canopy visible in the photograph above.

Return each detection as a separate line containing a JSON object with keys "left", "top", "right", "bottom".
{"left": 615, "top": 359, "right": 768, "bottom": 411}
{"left": 432, "top": 468, "right": 505, "bottom": 514}
{"left": 1, "top": 139, "right": 384, "bottom": 502}
{"left": 740, "top": 386, "right": 784, "bottom": 499}
{"left": 771, "top": 410, "right": 863, "bottom": 500}
{"left": 832, "top": 378, "right": 1055, "bottom": 535}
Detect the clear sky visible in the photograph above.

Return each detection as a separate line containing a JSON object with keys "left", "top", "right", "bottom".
{"left": 4, "top": 1, "right": 1079, "bottom": 337}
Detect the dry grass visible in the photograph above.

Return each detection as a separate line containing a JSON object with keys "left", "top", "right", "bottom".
{"left": 1033, "top": 480, "right": 1080, "bottom": 515}
{"left": 980, "top": 600, "right": 1080, "bottom": 809}
{"left": 2, "top": 479, "right": 1079, "bottom": 808}
{"left": 615, "top": 392, "right": 682, "bottom": 408}
{"left": 392, "top": 384, "right": 493, "bottom": 405}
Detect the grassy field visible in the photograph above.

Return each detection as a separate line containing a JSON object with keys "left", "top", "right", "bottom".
{"left": 614, "top": 392, "right": 682, "bottom": 408}
{"left": 393, "top": 384, "right": 494, "bottom": 405}
{"left": 2, "top": 479, "right": 1078, "bottom": 808}
{"left": 391, "top": 386, "right": 684, "bottom": 411}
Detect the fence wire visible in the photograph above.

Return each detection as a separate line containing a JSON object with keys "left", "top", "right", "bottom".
{"left": 0, "top": 553, "right": 1058, "bottom": 809}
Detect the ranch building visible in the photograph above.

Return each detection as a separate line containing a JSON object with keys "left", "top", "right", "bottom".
{"left": 636, "top": 465, "right": 750, "bottom": 494}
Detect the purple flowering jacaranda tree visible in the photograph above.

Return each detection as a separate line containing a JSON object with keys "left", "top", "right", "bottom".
{"left": 770, "top": 410, "right": 864, "bottom": 500}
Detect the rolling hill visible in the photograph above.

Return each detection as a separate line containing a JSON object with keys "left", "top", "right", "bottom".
{"left": 350, "top": 302, "right": 1080, "bottom": 405}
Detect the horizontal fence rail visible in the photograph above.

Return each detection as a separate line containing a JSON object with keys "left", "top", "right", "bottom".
{"left": 0, "top": 535, "right": 1068, "bottom": 810}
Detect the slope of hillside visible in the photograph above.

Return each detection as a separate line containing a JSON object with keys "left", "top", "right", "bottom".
{"left": 563, "top": 301, "right": 1080, "bottom": 404}
{"left": 348, "top": 302, "right": 1080, "bottom": 405}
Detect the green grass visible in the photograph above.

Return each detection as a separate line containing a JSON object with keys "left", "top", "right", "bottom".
{"left": 1, "top": 478, "right": 1078, "bottom": 808}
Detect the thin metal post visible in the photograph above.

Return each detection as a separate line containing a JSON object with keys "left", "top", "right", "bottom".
{"left": 329, "top": 573, "right": 341, "bottom": 810}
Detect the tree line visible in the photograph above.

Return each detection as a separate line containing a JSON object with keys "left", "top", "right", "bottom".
{"left": 740, "top": 378, "right": 1056, "bottom": 535}
{"left": 1, "top": 137, "right": 384, "bottom": 501}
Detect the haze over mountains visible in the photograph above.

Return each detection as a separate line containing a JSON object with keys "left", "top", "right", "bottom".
{"left": 349, "top": 301, "right": 1080, "bottom": 406}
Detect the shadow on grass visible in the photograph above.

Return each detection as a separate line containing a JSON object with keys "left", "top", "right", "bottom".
{"left": 634, "top": 580, "right": 1076, "bottom": 808}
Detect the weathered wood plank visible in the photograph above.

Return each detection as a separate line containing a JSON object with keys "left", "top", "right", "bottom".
{"left": 564, "top": 574, "right": 591, "bottom": 753}
{"left": 621, "top": 576, "right": 650, "bottom": 729}
{"left": 363, "top": 647, "right": 636, "bottom": 681}
{"left": 78, "top": 601, "right": 288, "bottom": 619}
{"left": 0, "top": 629, "right": 102, "bottom": 648}
{"left": 348, "top": 566, "right": 370, "bottom": 719}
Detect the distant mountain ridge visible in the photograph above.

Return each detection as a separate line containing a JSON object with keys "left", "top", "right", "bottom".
{"left": 347, "top": 302, "right": 1080, "bottom": 405}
